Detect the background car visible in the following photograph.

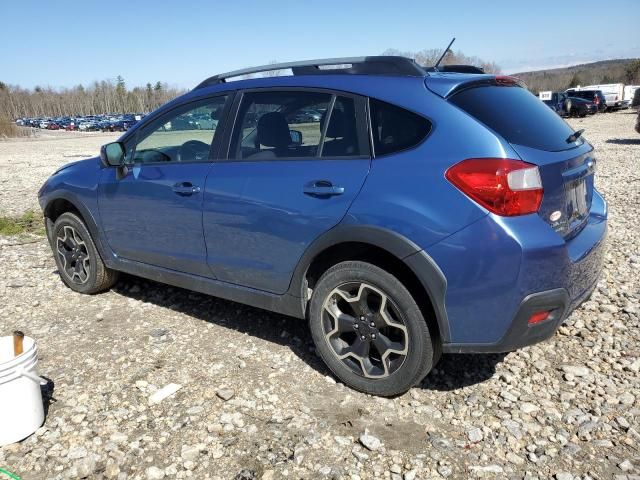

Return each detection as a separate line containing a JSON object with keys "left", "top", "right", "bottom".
{"left": 565, "top": 97, "right": 598, "bottom": 117}
{"left": 565, "top": 89, "right": 608, "bottom": 112}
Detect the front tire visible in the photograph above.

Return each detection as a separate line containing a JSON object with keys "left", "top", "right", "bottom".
{"left": 309, "top": 261, "right": 435, "bottom": 396}
{"left": 51, "top": 212, "right": 118, "bottom": 294}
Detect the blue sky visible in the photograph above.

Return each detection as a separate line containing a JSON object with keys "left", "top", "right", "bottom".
{"left": 2, "top": 0, "right": 639, "bottom": 89}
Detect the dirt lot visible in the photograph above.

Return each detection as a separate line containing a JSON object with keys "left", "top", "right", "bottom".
{"left": 0, "top": 113, "right": 639, "bottom": 480}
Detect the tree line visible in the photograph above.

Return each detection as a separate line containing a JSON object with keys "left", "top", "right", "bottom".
{"left": 515, "top": 59, "right": 640, "bottom": 94}
{"left": 381, "top": 48, "right": 502, "bottom": 74}
{"left": 0, "top": 76, "right": 186, "bottom": 119}
{"left": 1, "top": 49, "right": 502, "bottom": 120}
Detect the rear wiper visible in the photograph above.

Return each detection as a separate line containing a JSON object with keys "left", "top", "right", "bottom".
{"left": 566, "top": 129, "right": 585, "bottom": 143}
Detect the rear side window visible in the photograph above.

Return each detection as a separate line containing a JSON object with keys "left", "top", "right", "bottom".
{"left": 450, "top": 86, "right": 577, "bottom": 151}
{"left": 232, "top": 91, "right": 332, "bottom": 160}
{"left": 322, "top": 96, "right": 363, "bottom": 157}
{"left": 370, "top": 99, "right": 431, "bottom": 156}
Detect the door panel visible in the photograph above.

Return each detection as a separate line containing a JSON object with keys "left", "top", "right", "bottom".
{"left": 203, "top": 159, "right": 370, "bottom": 293}
{"left": 97, "top": 95, "right": 230, "bottom": 276}
{"left": 99, "top": 163, "right": 213, "bottom": 276}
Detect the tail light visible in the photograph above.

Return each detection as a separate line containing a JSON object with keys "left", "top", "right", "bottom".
{"left": 528, "top": 310, "right": 551, "bottom": 325}
{"left": 446, "top": 158, "right": 544, "bottom": 216}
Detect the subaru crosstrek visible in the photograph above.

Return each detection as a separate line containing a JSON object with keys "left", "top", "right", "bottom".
{"left": 38, "top": 57, "right": 607, "bottom": 396}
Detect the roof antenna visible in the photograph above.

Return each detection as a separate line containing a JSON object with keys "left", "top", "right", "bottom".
{"left": 433, "top": 37, "right": 456, "bottom": 72}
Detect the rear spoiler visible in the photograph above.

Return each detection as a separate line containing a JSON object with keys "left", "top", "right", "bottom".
{"left": 423, "top": 64, "right": 485, "bottom": 74}
{"left": 426, "top": 75, "right": 527, "bottom": 98}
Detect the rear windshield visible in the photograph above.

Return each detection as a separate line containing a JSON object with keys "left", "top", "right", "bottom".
{"left": 450, "top": 85, "right": 577, "bottom": 151}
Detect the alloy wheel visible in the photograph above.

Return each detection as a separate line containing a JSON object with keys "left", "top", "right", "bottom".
{"left": 321, "top": 282, "right": 409, "bottom": 378}
{"left": 56, "top": 225, "right": 91, "bottom": 284}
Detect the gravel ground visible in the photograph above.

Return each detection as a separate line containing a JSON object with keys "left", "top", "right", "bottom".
{"left": 0, "top": 112, "right": 639, "bottom": 480}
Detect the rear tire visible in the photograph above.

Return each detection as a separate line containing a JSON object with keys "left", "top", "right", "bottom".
{"left": 51, "top": 212, "right": 118, "bottom": 294}
{"left": 308, "top": 261, "right": 435, "bottom": 396}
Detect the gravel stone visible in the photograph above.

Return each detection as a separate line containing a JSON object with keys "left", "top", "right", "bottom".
{"left": 561, "top": 365, "right": 590, "bottom": 377}
{"left": 467, "top": 427, "right": 483, "bottom": 443}
{"left": 216, "top": 388, "right": 235, "bottom": 401}
{"left": 67, "top": 446, "right": 87, "bottom": 460}
{"left": 148, "top": 383, "right": 182, "bottom": 404}
{"left": 555, "top": 473, "right": 574, "bottom": 480}
{"left": 619, "top": 460, "right": 634, "bottom": 472}
{"left": 359, "top": 430, "right": 382, "bottom": 451}
{"left": 146, "top": 466, "right": 165, "bottom": 480}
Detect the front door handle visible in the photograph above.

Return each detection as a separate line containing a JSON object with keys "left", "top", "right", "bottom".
{"left": 303, "top": 180, "right": 345, "bottom": 197}
{"left": 172, "top": 182, "right": 201, "bottom": 196}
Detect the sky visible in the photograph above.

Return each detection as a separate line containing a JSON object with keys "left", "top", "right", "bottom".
{"left": 2, "top": 0, "right": 639, "bottom": 90}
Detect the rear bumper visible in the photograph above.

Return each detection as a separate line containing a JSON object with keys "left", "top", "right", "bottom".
{"left": 431, "top": 190, "right": 607, "bottom": 353}
{"left": 442, "top": 285, "right": 595, "bottom": 353}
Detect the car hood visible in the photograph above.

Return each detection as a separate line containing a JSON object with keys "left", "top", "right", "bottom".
{"left": 52, "top": 157, "right": 98, "bottom": 175}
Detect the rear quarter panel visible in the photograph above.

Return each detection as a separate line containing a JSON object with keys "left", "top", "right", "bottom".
{"left": 345, "top": 83, "right": 520, "bottom": 250}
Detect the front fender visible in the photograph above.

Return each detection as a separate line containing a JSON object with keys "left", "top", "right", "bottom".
{"left": 39, "top": 158, "right": 115, "bottom": 267}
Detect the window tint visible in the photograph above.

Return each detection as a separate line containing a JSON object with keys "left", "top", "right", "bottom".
{"left": 370, "top": 99, "right": 431, "bottom": 156}
{"left": 321, "top": 96, "right": 362, "bottom": 157}
{"left": 450, "top": 86, "right": 577, "bottom": 151}
{"left": 132, "top": 96, "right": 227, "bottom": 163}
{"left": 232, "top": 91, "right": 331, "bottom": 160}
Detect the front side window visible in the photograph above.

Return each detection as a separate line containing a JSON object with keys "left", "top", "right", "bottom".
{"left": 132, "top": 96, "right": 228, "bottom": 163}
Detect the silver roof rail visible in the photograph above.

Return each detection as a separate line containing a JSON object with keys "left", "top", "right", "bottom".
{"left": 194, "top": 56, "right": 426, "bottom": 89}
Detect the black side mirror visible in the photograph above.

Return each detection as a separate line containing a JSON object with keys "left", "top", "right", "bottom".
{"left": 289, "top": 129, "right": 303, "bottom": 146}
{"left": 100, "top": 142, "right": 125, "bottom": 167}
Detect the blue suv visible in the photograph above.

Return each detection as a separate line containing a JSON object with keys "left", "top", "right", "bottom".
{"left": 38, "top": 57, "right": 607, "bottom": 396}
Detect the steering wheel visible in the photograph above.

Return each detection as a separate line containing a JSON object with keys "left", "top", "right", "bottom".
{"left": 178, "top": 140, "right": 210, "bottom": 162}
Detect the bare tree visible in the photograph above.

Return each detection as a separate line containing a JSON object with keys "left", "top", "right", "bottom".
{"left": 382, "top": 47, "right": 501, "bottom": 73}
{"left": 0, "top": 78, "right": 186, "bottom": 119}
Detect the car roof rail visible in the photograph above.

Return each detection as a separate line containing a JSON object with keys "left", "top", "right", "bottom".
{"left": 423, "top": 64, "right": 486, "bottom": 74}
{"left": 194, "top": 56, "right": 426, "bottom": 89}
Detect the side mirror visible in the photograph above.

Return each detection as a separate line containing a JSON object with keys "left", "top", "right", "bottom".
{"left": 100, "top": 142, "right": 125, "bottom": 167}
{"left": 289, "top": 129, "right": 303, "bottom": 146}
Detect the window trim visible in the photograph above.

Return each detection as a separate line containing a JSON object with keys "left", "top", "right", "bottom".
{"left": 367, "top": 97, "right": 434, "bottom": 158}
{"left": 123, "top": 93, "right": 234, "bottom": 166}
{"left": 219, "top": 87, "right": 371, "bottom": 163}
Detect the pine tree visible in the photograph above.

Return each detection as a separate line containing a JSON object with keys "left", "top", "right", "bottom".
{"left": 568, "top": 73, "right": 581, "bottom": 88}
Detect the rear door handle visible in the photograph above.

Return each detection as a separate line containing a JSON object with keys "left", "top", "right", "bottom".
{"left": 303, "top": 180, "right": 345, "bottom": 197}
{"left": 172, "top": 182, "right": 201, "bottom": 196}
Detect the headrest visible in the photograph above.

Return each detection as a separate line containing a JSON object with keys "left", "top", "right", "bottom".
{"left": 320, "top": 110, "right": 347, "bottom": 138}
{"left": 257, "top": 112, "right": 291, "bottom": 148}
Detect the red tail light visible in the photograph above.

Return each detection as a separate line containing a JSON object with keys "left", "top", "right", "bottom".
{"left": 446, "top": 158, "right": 544, "bottom": 216}
{"left": 528, "top": 310, "right": 551, "bottom": 325}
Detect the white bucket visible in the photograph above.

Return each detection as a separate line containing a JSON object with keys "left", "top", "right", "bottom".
{"left": 0, "top": 335, "right": 46, "bottom": 446}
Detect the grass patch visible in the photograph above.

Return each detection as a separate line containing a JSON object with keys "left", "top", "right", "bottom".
{"left": 0, "top": 211, "right": 45, "bottom": 236}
